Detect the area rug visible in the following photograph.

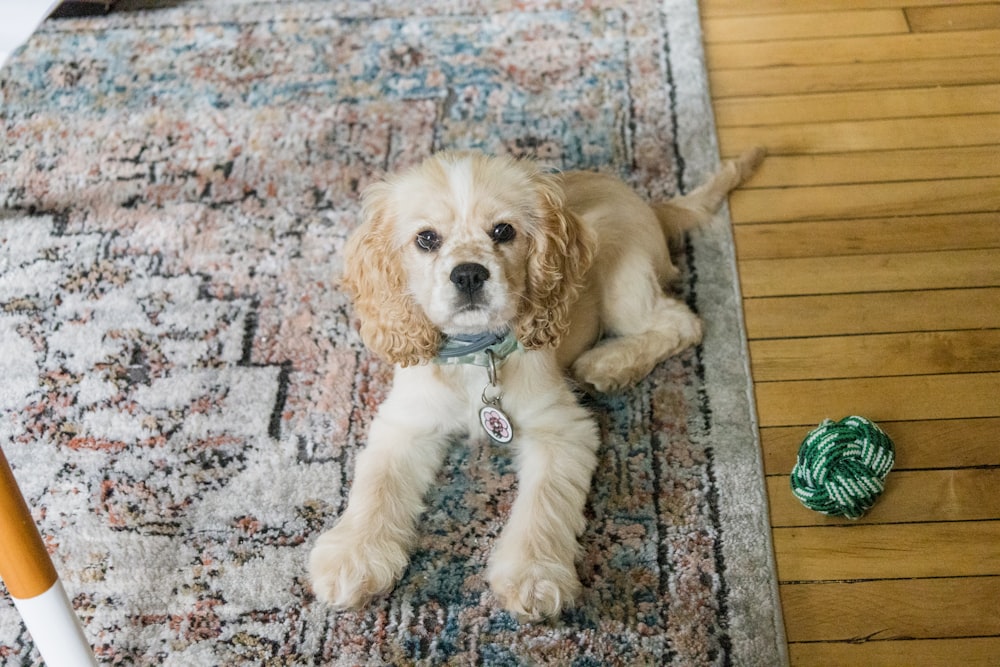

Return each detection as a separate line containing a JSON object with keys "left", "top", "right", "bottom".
{"left": 0, "top": 1, "right": 786, "bottom": 664}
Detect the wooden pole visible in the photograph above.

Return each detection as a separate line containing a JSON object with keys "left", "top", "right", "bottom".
{"left": 1, "top": 446, "right": 97, "bottom": 666}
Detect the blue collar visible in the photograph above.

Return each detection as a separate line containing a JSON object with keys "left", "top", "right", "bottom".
{"left": 435, "top": 329, "right": 521, "bottom": 367}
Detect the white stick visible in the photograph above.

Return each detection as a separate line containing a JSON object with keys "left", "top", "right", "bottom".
{"left": 10, "top": 580, "right": 98, "bottom": 667}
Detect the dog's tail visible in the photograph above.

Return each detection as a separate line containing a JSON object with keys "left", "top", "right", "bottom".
{"left": 653, "top": 146, "right": 765, "bottom": 243}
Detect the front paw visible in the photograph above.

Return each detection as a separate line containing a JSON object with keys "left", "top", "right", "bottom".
{"left": 308, "top": 522, "right": 409, "bottom": 609}
{"left": 486, "top": 554, "right": 582, "bottom": 622}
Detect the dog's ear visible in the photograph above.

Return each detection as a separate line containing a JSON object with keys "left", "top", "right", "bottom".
{"left": 515, "top": 171, "right": 595, "bottom": 350}
{"left": 341, "top": 183, "right": 441, "bottom": 367}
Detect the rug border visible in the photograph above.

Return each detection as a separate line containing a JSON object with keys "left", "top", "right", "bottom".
{"left": 662, "top": 1, "right": 789, "bottom": 664}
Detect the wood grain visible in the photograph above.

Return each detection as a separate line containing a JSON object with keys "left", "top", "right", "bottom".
{"left": 719, "top": 116, "right": 1000, "bottom": 156}
{"left": 748, "top": 330, "right": 1000, "bottom": 381}
{"left": 774, "top": 521, "right": 1000, "bottom": 581}
{"left": 706, "top": 29, "right": 1000, "bottom": 68}
{"left": 768, "top": 469, "right": 1000, "bottom": 526}
{"left": 739, "top": 148, "right": 1000, "bottom": 188}
{"left": 742, "top": 288, "right": 1000, "bottom": 339}
{"left": 703, "top": 10, "right": 909, "bottom": 43}
{"left": 710, "top": 55, "right": 1000, "bottom": 97}
{"left": 702, "top": 0, "right": 998, "bottom": 16}
{"left": 760, "top": 417, "right": 1000, "bottom": 474}
{"left": 738, "top": 249, "right": 1000, "bottom": 297}
{"left": 906, "top": 4, "right": 1000, "bottom": 31}
{"left": 753, "top": 372, "right": 1000, "bottom": 427}
{"left": 734, "top": 212, "right": 1000, "bottom": 259}
{"left": 787, "top": 637, "right": 1000, "bottom": 667}
{"left": 713, "top": 84, "right": 1000, "bottom": 126}
{"left": 781, "top": 577, "right": 1000, "bottom": 642}
{"left": 730, "top": 178, "right": 1000, "bottom": 223}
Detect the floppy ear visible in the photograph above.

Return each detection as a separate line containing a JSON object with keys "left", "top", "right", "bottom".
{"left": 515, "top": 171, "right": 595, "bottom": 350}
{"left": 341, "top": 183, "right": 441, "bottom": 366}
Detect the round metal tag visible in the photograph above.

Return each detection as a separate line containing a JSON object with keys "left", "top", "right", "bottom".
{"left": 479, "top": 404, "right": 514, "bottom": 443}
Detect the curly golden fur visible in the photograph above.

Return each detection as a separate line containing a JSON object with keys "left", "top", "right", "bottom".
{"left": 341, "top": 181, "right": 441, "bottom": 367}
{"left": 311, "top": 147, "right": 764, "bottom": 621}
{"left": 342, "top": 152, "right": 595, "bottom": 365}
{"left": 514, "top": 170, "right": 595, "bottom": 350}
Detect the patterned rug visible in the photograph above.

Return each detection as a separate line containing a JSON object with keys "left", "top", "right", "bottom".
{"left": 0, "top": 1, "right": 785, "bottom": 664}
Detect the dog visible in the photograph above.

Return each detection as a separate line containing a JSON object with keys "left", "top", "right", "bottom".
{"left": 308, "top": 146, "right": 764, "bottom": 621}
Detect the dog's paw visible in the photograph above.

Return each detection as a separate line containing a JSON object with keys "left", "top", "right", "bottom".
{"left": 572, "top": 344, "right": 652, "bottom": 394}
{"left": 572, "top": 313, "right": 703, "bottom": 393}
{"left": 486, "top": 555, "right": 582, "bottom": 622}
{"left": 308, "top": 523, "right": 409, "bottom": 609}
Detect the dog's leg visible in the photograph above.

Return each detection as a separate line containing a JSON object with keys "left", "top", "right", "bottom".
{"left": 572, "top": 296, "right": 702, "bottom": 393}
{"left": 309, "top": 370, "right": 457, "bottom": 609}
{"left": 486, "top": 385, "right": 600, "bottom": 621}
{"left": 571, "top": 149, "right": 764, "bottom": 393}
{"left": 572, "top": 252, "right": 704, "bottom": 393}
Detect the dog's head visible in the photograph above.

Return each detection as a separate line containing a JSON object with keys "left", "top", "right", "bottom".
{"left": 342, "top": 152, "right": 595, "bottom": 366}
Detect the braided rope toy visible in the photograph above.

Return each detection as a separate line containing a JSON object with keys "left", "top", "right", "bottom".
{"left": 790, "top": 416, "right": 895, "bottom": 519}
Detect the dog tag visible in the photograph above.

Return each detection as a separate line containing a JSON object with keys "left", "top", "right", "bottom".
{"left": 480, "top": 400, "right": 514, "bottom": 444}
{"left": 479, "top": 348, "right": 513, "bottom": 443}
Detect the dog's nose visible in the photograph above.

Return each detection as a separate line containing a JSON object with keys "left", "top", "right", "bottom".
{"left": 450, "top": 263, "right": 490, "bottom": 295}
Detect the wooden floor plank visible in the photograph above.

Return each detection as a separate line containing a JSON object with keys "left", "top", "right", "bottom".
{"left": 706, "top": 29, "right": 1000, "bottom": 69}
{"left": 701, "top": 0, "right": 997, "bottom": 16}
{"left": 742, "top": 289, "right": 1000, "bottom": 339}
{"left": 906, "top": 4, "right": 1000, "bottom": 32}
{"left": 703, "top": 10, "right": 909, "bottom": 43}
{"left": 753, "top": 372, "right": 1000, "bottom": 427}
{"left": 788, "top": 637, "right": 1000, "bottom": 667}
{"left": 739, "top": 249, "right": 1000, "bottom": 297}
{"left": 761, "top": 417, "right": 1000, "bottom": 474}
{"left": 769, "top": 469, "right": 1000, "bottom": 527}
{"left": 774, "top": 521, "right": 1000, "bottom": 582}
{"left": 730, "top": 178, "right": 1000, "bottom": 223}
{"left": 719, "top": 115, "right": 1000, "bottom": 156}
{"left": 749, "top": 330, "right": 1000, "bottom": 382}
{"left": 780, "top": 577, "right": 1000, "bottom": 642}
{"left": 738, "top": 148, "right": 1000, "bottom": 188}
{"left": 710, "top": 55, "right": 1000, "bottom": 98}
{"left": 734, "top": 212, "right": 1000, "bottom": 259}
{"left": 713, "top": 84, "right": 1000, "bottom": 126}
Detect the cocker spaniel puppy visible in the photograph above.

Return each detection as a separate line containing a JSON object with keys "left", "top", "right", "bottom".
{"left": 309, "top": 147, "right": 764, "bottom": 621}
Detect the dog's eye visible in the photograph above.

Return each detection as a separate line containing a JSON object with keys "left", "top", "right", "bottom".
{"left": 415, "top": 229, "right": 441, "bottom": 252}
{"left": 491, "top": 222, "right": 516, "bottom": 244}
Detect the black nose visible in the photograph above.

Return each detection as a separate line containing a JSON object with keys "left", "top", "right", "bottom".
{"left": 450, "top": 263, "right": 490, "bottom": 295}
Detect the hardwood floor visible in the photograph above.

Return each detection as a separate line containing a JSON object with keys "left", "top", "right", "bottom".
{"left": 700, "top": 1, "right": 1000, "bottom": 664}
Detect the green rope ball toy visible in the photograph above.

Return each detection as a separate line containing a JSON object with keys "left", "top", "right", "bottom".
{"left": 790, "top": 416, "right": 895, "bottom": 520}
